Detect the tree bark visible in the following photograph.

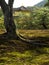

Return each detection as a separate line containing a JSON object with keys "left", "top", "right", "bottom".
{"left": 0, "top": 0, "right": 16, "bottom": 35}
{"left": 0, "top": 0, "right": 48, "bottom": 46}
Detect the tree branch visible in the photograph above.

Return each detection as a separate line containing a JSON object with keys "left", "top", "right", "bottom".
{"left": 8, "top": 0, "right": 14, "bottom": 7}
{"left": 8, "top": 0, "right": 14, "bottom": 10}
{"left": 8, "top": 0, "right": 14, "bottom": 17}
{"left": 0, "top": 0, "right": 8, "bottom": 14}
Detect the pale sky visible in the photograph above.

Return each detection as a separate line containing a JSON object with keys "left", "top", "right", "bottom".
{"left": 5, "top": 0, "right": 44, "bottom": 8}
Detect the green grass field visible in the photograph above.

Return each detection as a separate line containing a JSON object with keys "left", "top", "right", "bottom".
{"left": 0, "top": 29, "right": 49, "bottom": 65}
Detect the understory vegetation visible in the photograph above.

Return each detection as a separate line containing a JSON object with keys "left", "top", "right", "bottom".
{"left": 14, "top": 7, "right": 49, "bottom": 29}
{"left": 0, "top": 7, "right": 49, "bottom": 29}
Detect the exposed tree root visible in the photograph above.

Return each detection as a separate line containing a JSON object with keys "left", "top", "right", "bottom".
{"left": 0, "top": 32, "right": 49, "bottom": 47}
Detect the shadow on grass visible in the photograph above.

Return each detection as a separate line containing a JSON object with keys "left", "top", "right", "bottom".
{"left": 0, "top": 33, "right": 49, "bottom": 65}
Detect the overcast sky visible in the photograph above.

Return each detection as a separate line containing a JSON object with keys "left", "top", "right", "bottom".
{"left": 5, "top": 0, "right": 44, "bottom": 8}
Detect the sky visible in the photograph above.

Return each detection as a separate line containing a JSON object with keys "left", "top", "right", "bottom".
{"left": 5, "top": 0, "right": 44, "bottom": 8}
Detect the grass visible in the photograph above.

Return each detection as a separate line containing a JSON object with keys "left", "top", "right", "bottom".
{"left": 0, "top": 9, "right": 49, "bottom": 65}
{"left": 0, "top": 29, "right": 49, "bottom": 65}
{"left": 18, "top": 30, "right": 49, "bottom": 38}
{"left": 0, "top": 40, "right": 49, "bottom": 65}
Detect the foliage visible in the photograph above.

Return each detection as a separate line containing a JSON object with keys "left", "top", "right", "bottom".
{"left": 0, "top": 6, "right": 49, "bottom": 65}
{"left": 30, "top": 7, "right": 49, "bottom": 29}
{"left": 0, "top": 7, "right": 49, "bottom": 29}
{"left": 14, "top": 7, "right": 49, "bottom": 29}
{"left": 0, "top": 9, "right": 3, "bottom": 17}
{"left": 45, "top": 0, "right": 49, "bottom": 7}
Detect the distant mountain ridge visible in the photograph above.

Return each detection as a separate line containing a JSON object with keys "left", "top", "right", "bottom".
{"left": 34, "top": 0, "right": 48, "bottom": 7}
{"left": 13, "top": 0, "right": 48, "bottom": 11}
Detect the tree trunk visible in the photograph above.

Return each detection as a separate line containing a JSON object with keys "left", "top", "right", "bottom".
{"left": 0, "top": 0, "right": 16, "bottom": 36}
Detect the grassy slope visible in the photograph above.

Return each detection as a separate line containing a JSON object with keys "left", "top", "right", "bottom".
{"left": 0, "top": 29, "right": 49, "bottom": 65}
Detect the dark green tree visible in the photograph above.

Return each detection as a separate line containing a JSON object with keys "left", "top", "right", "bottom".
{"left": 45, "top": 0, "right": 49, "bottom": 7}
